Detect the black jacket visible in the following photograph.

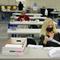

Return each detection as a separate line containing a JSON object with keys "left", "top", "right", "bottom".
{"left": 40, "top": 33, "right": 60, "bottom": 47}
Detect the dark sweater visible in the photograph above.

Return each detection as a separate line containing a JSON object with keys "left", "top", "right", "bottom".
{"left": 40, "top": 33, "right": 60, "bottom": 47}
{"left": 17, "top": 15, "right": 30, "bottom": 21}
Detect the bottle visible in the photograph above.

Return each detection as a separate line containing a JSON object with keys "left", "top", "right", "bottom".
{"left": 45, "top": 9, "right": 48, "bottom": 16}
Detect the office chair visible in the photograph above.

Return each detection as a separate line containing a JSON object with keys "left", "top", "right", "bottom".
{"left": 29, "top": 25, "right": 39, "bottom": 29}
{"left": 27, "top": 38, "right": 36, "bottom": 45}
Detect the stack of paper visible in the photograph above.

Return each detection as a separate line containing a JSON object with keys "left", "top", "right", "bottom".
{"left": 28, "top": 44, "right": 43, "bottom": 48}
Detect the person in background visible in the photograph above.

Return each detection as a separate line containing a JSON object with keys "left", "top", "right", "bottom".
{"left": 31, "top": 2, "right": 38, "bottom": 13}
{"left": 17, "top": 11, "right": 30, "bottom": 21}
{"left": 39, "top": 18, "right": 60, "bottom": 47}
{"left": 18, "top": 1, "right": 24, "bottom": 11}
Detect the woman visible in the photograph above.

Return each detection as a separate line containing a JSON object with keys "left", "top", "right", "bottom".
{"left": 40, "top": 18, "right": 60, "bottom": 47}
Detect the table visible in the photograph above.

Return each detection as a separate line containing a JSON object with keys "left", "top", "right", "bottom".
{"left": 2, "top": 10, "right": 22, "bottom": 13}
{"left": 7, "top": 29, "right": 41, "bottom": 34}
{"left": 50, "top": 11, "right": 59, "bottom": 18}
{"left": 12, "top": 13, "right": 42, "bottom": 16}
{"left": 0, "top": 47, "right": 60, "bottom": 60}
{"left": 9, "top": 21, "right": 57, "bottom": 25}
{"left": 10, "top": 16, "right": 47, "bottom": 20}
{"left": 7, "top": 29, "right": 60, "bottom": 34}
{"left": 51, "top": 11, "right": 60, "bottom": 14}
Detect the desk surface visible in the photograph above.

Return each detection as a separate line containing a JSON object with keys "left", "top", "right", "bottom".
{"left": 0, "top": 47, "right": 60, "bottom": 59}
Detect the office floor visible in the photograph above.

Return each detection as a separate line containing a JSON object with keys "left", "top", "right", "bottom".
{"left": 0, "top": 21, "right": 9, "bottom": 49}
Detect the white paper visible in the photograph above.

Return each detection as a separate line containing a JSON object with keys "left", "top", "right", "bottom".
{"left": 28, "top": 44, "right": 43, "bottom": 48}
{"left": 49, "top": 47, "right": 60, "bottom": 58}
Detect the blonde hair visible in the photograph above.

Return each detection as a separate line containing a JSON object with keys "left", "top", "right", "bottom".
{"left": 40, "top": 18, "right": 57, "bottom": 36}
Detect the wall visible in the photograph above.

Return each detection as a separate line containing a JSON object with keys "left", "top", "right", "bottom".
{"left": 25, "top": 0, "right": 60, "bottom": 11}
{"left": 16, "top": 0, "right": 26, "bottom": 6}
{"left": 0, "top": 0, "right": 60, "bottom": 11}
{"left": 0, "top": 0, "right": 17, "bottom": 5}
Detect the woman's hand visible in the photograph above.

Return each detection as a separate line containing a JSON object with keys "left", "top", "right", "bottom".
{"left": 43, "top": 33, "right": 54, "bottom": 45}
{"left": 48, "top": 32, "right": 54, "bottom": 38}
{"left": 43, "top": 36, "right": 49, "bottom": 44}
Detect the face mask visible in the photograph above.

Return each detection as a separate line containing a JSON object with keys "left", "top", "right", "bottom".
{"left": 46, "top": 27, "right": 53, "bottom": 32}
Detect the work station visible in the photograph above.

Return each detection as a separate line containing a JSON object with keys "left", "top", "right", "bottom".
{"left": 0, "top": 0, "right": 60, "bottom": 60}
